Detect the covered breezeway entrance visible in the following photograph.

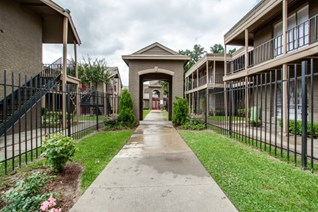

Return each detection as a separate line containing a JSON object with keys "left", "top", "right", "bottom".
{"left": 122, "top": 42, "right": 189, "bottom": 122}
{"left": 140, "top": 73, "right": 172, "bottom": 120}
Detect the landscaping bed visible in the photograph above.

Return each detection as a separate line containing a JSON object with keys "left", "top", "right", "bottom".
{"left": 0, "top": 130, "right": 133, "bottom": 211}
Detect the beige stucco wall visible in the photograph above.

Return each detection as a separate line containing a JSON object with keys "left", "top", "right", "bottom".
{"left": 129, "top": 60, "right": 184, "bottom": 121}
{"left": 0, "top": 0, "right": 42, "bottom": 79}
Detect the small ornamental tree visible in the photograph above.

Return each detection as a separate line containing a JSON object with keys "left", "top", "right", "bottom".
{"left": 118, "top": 89, "right": 136, "bottom": 127}
{"left": 172, "top": 97, "right": 189, "bottom": 125}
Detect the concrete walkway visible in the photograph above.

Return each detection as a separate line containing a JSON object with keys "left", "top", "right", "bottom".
{"left": 71, "top": 110, "right": 237, "bottom": 212}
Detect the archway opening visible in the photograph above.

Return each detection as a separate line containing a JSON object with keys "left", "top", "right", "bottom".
{"left": 140, "top": 73, "right": 172, "bottom": 121}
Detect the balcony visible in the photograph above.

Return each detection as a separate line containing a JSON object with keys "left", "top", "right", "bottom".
{"left": 198, "top": 75, "right": 207, "bottom": 87}
{"left": 208, "top": 74, "right": 224, "bottom": 84}
{"left": 227, "top": 14, "right": 318, "bottom": 75}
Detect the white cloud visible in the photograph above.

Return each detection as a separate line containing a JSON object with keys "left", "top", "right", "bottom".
{"left": 43, "top": 0, "right": 260, "bottom": 86}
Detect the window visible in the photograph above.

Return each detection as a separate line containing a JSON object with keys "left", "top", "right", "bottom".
{"left": 286, "top": 5, "right": 309, "bottom": 51}
{"left": 275, "top": 5, "right": 309, "bottom": 53}
{"left": 273, "top": 22, "right": 283, "bottom": 57}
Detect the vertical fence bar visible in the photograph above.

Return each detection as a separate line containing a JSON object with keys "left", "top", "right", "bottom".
{"left": 96, "top": 91, "right": 99, "bottom": 131}
{"left": 269, "top": 71, "right": 273, "bottom": 154}
{"left": 30, "top": 76, "right": 33, "bottom": 161}
{"left": 67, "top": 85, "right": 71, "bottom": 137}
{"left": 248, "top": 76, "right": 251, "bottom": 145}
{"left": 301, "top": 61, "right": 308, "bottom": 169}
{"left": 310, "top": 59, "right": 314, "bottom": 172}
{"left": 294, "top": 64, "right": 298, "bottom": 165}
{"left": 287, "top": 66, "right": 290, "bottom": 162}
{"left": 11, "top": 72, "right": 15, "bottom": 170}
{"left": 18, "top": 74, "right": 22, "bottom": 167}
{"left": 264, "top": 73, "right": 268, "bottom": 151}
{"left": 229, "top": 82, "right": 232, "bottom": 138}
{"left": 280, "top": 69, "right": 283, "bottom": 158}
{"left": 256, "top": 75, "right": 259, "bottom": 147}
{"left": 274, "top": 69, "right": 278, "bottom": 157}
{"left": 35, "top": 76, "right": 39, "bottom": 158}
{"left": 24, "top": 75, "right": 28, "bottom": 164}
{"left": 260, "top": 74, "right": 263, "bottom": 150}
{"left": 3, "top": 70, "right": 8, "bottom": 174}
{"left": 252, "top": 76, "right": 255, "bottom": 146}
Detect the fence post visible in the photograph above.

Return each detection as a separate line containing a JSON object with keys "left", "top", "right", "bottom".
{"left": 67, "top": 85, "right": 71, "bottom": 137}
{"left": 96, "top": 91, "right": 99, "bottom": 131}
{"left": 229, "top": 82, "right": 233, "bottom": 138}
{"left": 301, "top": 61, "right": 308, "bottom": 169}
{"left": 205, "top": 88, "right": 208, "bottom": 128}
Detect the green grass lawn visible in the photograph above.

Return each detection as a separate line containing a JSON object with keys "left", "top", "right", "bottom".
{"left": 73, "top": 130, "right": 133, "bottom": 191}
{"left": 75, "top": 115, "right": 105, "bottom": 121}
{"left": 162, "top": 110, "right": 168, "bottom": 119}
{"left": 143, "top": 110, "right": 151, "bottom": 119}
{"left": 180, "top": 130, "right": 318, "bottom": 211}
{"left": 0, "top": 130, "right": 133, "bottom": 192}
{"left": 208, "top": 116, "right": 244, "bottom": 122}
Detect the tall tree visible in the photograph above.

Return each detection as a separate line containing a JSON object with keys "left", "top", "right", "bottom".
{"left": 179, "top": 44, "right": 206, "bottom": 73}
{"left": 210, "top": 44, "right": 225, "bottom": 53}
{"left": 78, "top": 56, "right": 111, "bottom": 89}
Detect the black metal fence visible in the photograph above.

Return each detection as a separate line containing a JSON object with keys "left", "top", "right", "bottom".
{"left": 193, "top": 59, "right": 318, "bottom": 172}
{"left": 0, "top": 70, "right": 120, "bottom": 175}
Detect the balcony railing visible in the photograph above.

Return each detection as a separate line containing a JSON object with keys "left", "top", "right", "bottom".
{"left": 198, "top": 75, "right": 207, "bottom": 87}
{"left": 43, "top": 63, "right": 76, "bottom": 78}
{"left": 227, "top": 14, "right": 318, "bottom": 75}
{"left": 193, "top": 79, "right": 198, "bottom": 89}
{"left": 209, "top": 74, "right": 224, "bottom": 84}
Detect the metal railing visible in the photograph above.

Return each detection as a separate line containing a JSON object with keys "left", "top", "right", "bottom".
{"left": 227, "top": 14, "right": 318, "bottom": 75}
{"left": 198, "top": 75, "right": 207, "bottom": 87}
{"left": 208, "top": 74, "right": 224, "bottom": 84}
{"left": 0, "top": 70, "right": 120, "bottom": 174}
{"left": 203, "top": 59, "right": 318, "bottom": 172}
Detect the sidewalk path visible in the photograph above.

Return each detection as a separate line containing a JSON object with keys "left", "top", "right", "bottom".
{"left": 71, "top": 110, "right": 237, "bottom": 212}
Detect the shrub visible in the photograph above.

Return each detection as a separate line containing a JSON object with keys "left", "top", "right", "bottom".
{"left": 181, "top": 119, "right": 206, "bottom": 130}
{"left": 172, "top": 97, "right": 189, "bottom": 125}
{"left": 1, "top": 173, "right": 55, "bottom": 212}
{"left": 118, "top": 89, "right": 136, "bottom": 127}
{"left": 41, "top": 133, "right": 76, "bottom": 173}
{"left": 280, "top": 120, "right": 318, "bottom": 137}
{"left": 249, "top": 120, "right": 261, "bottom": 127}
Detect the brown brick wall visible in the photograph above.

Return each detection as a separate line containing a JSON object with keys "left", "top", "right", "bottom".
{"left": 0, "top": 0, "right": 42, "bottom": 79}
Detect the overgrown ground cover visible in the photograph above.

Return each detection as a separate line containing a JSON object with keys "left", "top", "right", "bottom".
{"left": 180, "top": 130, "right": 318, "bottom": 211}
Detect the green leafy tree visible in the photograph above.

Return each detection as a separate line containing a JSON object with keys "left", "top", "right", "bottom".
{"left": 172, "top": 97, "right": 189, "bottom": 125}
{"left": 210, "top": 44, "right": 225, "bottom": 53}
{"left": 159, "top": 80, "right": 169, "bottom": 96}
{"left": 118, "top": 89, "right": 136, "bottom": 127}
{"left": 78, "top": 56, "right": 111, "bottom": 89}
{"left": 228, "top": 48, "right": 237, "bottom": 55}
{"left": 179, "top": 44, "right": 206, "bottom": 73}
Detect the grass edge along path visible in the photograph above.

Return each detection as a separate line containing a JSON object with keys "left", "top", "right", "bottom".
{"left": 179, "top": 130, "right": 318, "bottom": 212}
{"left": 73, "top": 130, "right": 133, "bottom": 191}
{"left": 143, "top": 110, "right": 151, "bottom": 119}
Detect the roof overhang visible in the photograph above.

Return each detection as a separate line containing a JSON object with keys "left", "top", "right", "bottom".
{"left": 17, "top": 0, "right": 81, "bottom": 44}
{"left": 122, "top": 55, "right": 190, "bottom": 66}
{"left": 224, "top": 0, "right": 283, "bottom": 46}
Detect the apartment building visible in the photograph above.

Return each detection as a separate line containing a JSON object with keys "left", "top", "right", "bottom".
{"left": 224, "top": 0, "right": 318, "bottom": 132}
{"left": 185, "top": 53, "right": 230, "bottom": 119}
{"left": 0, "top": 0, "right": 81, "bottom": 133}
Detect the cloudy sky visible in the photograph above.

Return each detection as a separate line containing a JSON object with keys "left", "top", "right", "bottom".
{"left": 43, "top": 0, "right": 260, "bottom": 86}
